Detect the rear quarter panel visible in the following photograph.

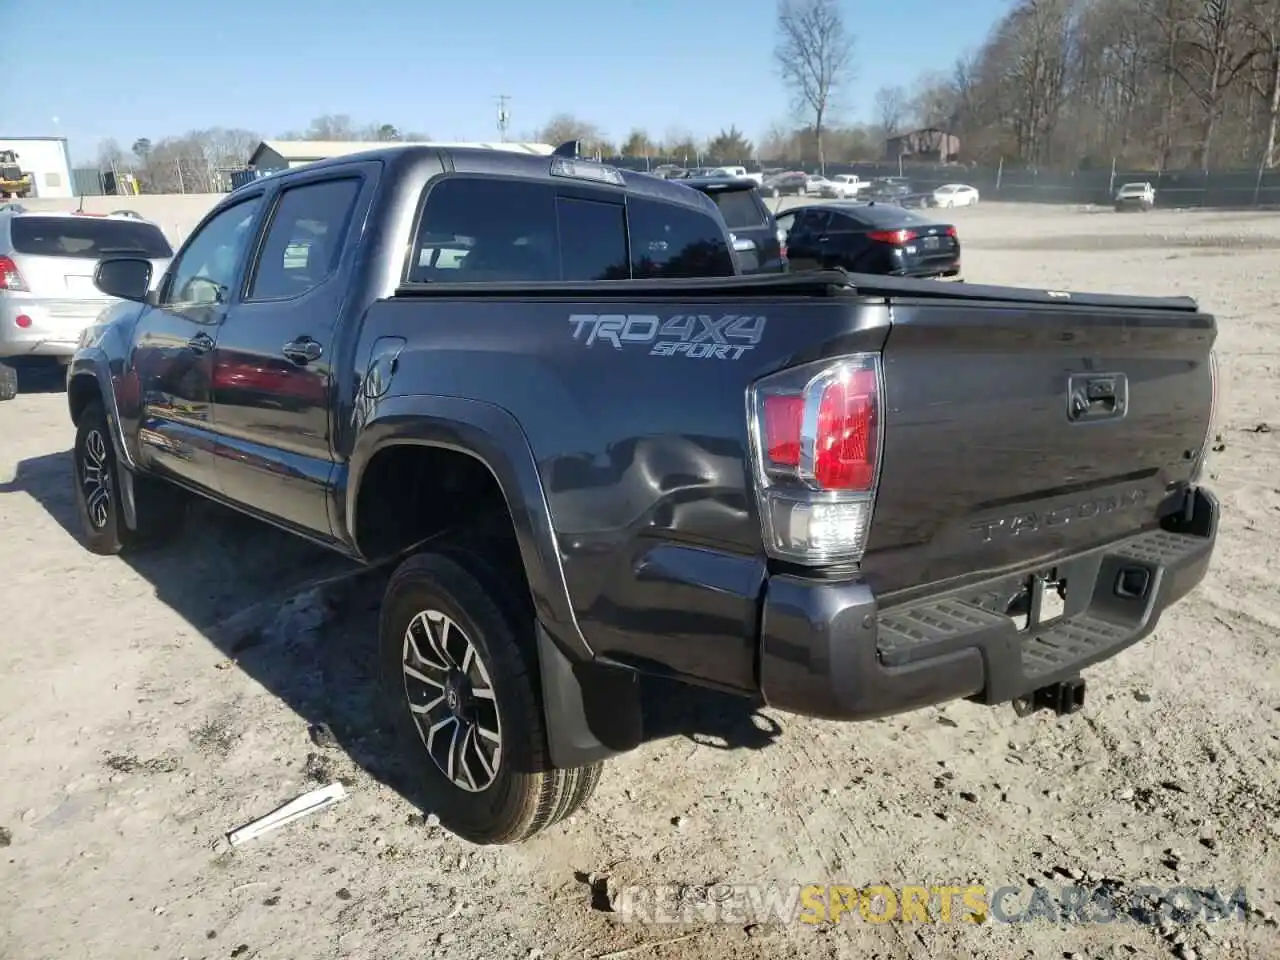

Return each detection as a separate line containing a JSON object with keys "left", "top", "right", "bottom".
{"left": 358, "top": 294, "right": 889, "bottom": 691}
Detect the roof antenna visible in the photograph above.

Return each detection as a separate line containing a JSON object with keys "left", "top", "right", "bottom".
{"left": 552, "top": 139, "right": 581, "bottom": 158}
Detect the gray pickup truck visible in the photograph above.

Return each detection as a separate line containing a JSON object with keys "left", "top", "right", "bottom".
{"left": 66, "top": 144, "right": 1220, "bottom": 845}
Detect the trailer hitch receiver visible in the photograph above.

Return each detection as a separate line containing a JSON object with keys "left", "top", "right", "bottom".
{"left": 1012, "top": 678, "right": 1086, "bottom": 718}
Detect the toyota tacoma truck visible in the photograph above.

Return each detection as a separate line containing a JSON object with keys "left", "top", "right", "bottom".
{"left": 66, "top": 144, "right": 1220, "bottom": 845}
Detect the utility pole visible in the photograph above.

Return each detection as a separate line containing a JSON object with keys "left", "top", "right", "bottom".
{"left": 495, "top": 95, "right": 511, "bottom": 142}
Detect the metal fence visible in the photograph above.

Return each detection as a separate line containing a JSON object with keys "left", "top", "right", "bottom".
{"left": 605, "top": 157, "right": 1280, "bottom": 209}
{"left": 819, "top": 162, "right": 1280, "bottom": 209}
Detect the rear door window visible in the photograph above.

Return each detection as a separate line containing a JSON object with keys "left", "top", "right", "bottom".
{"left": 10, "top": 216, "right": 173, "bottom": 259}
{"left": 707, "top": 189, "right": 765, "bottom": 229}
{"left": 247, "top": 178, "right": 362, "bottom": 300}
{"left": 627, "top": 198, "right": 735, "bottom": 279}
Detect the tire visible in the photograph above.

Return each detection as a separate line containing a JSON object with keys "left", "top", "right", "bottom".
{"left": 72, "top": 400, "right": 187, "bottom": 555}
{"left": 380, "top": 550, "right": 603, "bottom": 845}
{"left": 0, "top": 362, "right": 16, "bottom": 402}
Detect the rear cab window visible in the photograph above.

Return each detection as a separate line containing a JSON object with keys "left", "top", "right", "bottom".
{"left": 407, "top": 175, "right": 734, "bottom": 282}
{"left": 10, "top": 216, "right": 173, "bottom": 259}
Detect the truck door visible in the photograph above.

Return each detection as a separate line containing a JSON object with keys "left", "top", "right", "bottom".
{"left": 209, "top": 164, "right": 376, "bottom": 538}
{"left": 128, "top": 191, "right": 266, "bottom": 493}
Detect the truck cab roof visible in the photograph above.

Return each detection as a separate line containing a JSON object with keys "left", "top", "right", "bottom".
{"left": 237, "top": 144, "right": 723, "bottom": 221}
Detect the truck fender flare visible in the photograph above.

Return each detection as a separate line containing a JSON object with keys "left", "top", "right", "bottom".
{"left": 346, "top": 394, "right": 591, "bottom": 663}
{"left": 349, "top": 396, "right": 644, "bottom": 768}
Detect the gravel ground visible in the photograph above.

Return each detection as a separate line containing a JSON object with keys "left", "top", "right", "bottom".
{"left": 1, "top": 202, "right": 1278, "bottom": 960}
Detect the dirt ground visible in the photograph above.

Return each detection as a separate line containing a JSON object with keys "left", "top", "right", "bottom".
{"left": 1, "top": 202, "right": 1278, "bottom": 960}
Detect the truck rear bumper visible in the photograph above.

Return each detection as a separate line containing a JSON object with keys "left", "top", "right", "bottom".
{"left": 758, "top": 486, "right": 1218, "bottom": 721}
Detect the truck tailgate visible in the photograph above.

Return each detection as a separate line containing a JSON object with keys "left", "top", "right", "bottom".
{"left": 864, "top": 297, "right": 1216, "bottom": 601}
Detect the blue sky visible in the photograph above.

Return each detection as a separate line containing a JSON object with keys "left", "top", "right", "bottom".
{"left": 5, "top": 0, "right": 1008, "bottom": 163}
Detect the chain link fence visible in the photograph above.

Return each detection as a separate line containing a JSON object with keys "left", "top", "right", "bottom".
{"left": 607, "top": 158, "right": 1280, "bottom": 209}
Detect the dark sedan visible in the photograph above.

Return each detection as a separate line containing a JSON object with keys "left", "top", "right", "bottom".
{"left": 777, "top": 202, "right": 961, "bottom": 279}
{"left": 760, "top": 171, "right": 810, "bottom": 197}
{"left": 863, "top": 178, "right": 934, "bottom": 207}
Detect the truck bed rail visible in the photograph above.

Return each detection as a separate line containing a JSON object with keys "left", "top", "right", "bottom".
{"left": 393, "top": 269, "right": 1202, "bottom": 312}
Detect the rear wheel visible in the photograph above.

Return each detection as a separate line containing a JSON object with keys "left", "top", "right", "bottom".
{"left": 72, "top": 400, "right": 187, "bottom": 555}
{"left": 380, "top": 550, "right": 603, "bottom": 845}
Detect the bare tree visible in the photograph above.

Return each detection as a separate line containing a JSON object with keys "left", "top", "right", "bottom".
{"left": 873, "top": 85, "right": 910, "bottom": 139}
{"left": 774, "top": 0, "right": 855, "bottom": 172}
{"left": 537, "top": 114, "right": 606, "bottom": 153}
{"left": 1245, "top": 0, "right": 1280, "bottom": 166}
{"left": 1173, "top": 0, "right": 1258, "bottom": 168}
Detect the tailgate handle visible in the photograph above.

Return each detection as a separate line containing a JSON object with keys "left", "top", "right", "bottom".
{"left": 1068, "top": 373, "right": 1127, "bottom": 422}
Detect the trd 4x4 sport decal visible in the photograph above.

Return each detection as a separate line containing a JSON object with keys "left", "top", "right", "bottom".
{"left": 567, "top": 313, "right": 767, "bottom": 360}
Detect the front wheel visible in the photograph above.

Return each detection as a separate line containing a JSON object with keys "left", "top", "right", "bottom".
{"left": 72, "top": 400, "right": 187, "bottom": 554}
{"left": 380, "top": 550, "right": 603, "bottom": 845}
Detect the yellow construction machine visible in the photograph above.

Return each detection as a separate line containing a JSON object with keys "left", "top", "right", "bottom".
{"left": 0, "top": 150, "right": 33, "bottom": 198}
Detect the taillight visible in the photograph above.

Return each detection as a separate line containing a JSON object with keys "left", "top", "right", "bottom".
{"left": 749, "top": 354, "right": 882, "bottom": 565}
{"left": 0, "top": 255, "right": 27, "bottom": 291}
{"left": 776, "top": 226, "right": 788, "bottom": 261}
{"left": 868, "top": 229, "right": 916, "bottom": 245}
{"left": 944, "top": 226, "right": 957, "bottom": 237}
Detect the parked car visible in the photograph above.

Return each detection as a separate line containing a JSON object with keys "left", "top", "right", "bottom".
{"left": 681, "top": 177, "right": 787, "bottom": 274}
{"left": 863, "top": 178, "right": 934, "bottom": 207}
{"left": 0, "top": 209, "right": 172, "bottom": 398}
{"left": 817, "top": 174, "right": 866, "bottom": 199}
{"left": 1115, "top": 182, "right": 1156, "bottom": 211}
{"left": 777, "top": 202, "right": 961, "bottom": 279}
{"left": 761, "top": 171, "right": 809, "bottom": 197}
{"left": 68, "top": 144, "right": 1218, "bottom": 848}
{"left": 806, "top": 174, "right": 830, "bottom": 194}
{"left": 932, "top": 183, "right": 980, "bottom": 208}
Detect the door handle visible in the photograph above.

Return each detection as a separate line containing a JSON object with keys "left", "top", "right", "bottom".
{"left": 187, "top": 332, "right": 214, "bottom": 353}
{"left": 283, "top": 337, "right": 323, "bottom": 365}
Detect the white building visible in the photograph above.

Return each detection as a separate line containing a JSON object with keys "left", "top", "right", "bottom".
{"left": 0, "top": 137, "right": 74, "bottom": 199}
{"left": 246, "top": 139, "right": 554, "bottom": 174}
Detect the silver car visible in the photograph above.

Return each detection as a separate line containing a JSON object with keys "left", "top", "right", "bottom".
{"left": 0, "top": 210, "right": 173, "bottom": 363}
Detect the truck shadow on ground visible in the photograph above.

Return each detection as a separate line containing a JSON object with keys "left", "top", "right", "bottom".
{"left": 4, "top": 449, "right": 782, "bottom": 816}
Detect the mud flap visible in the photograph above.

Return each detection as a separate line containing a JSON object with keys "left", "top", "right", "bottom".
{"left": 536, "top": 622, "right": 643, "bottom": 769}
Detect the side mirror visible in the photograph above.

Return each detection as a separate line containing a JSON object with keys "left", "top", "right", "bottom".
{"left": 95, "top": 256, "right": 153, "bottom": 303}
